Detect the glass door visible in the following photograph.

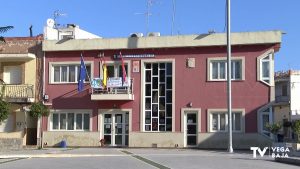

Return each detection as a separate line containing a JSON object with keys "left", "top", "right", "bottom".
{"left": 185, "top": 112, "right": 197, "bottom": 146}
{"left": 103, "top": 114, "right": 112, "bottom": 145}
{"left": 103, "top": 112, "right": 129, "bottom": 146}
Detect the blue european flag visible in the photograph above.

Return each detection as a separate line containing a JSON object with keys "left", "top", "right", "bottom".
{"left": 78, "top": 54, "right": 86, "bottom": 92}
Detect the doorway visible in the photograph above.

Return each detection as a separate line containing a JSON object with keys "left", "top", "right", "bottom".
{"left": 103, "top": 112, "right": 129, "bottom": 146}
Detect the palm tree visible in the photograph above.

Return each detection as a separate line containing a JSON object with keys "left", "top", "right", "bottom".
{"left": 0, "top": 26, "right": 14, "bottom": 42}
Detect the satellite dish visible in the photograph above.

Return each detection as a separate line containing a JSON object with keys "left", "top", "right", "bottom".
{"left": 46, "top": 18, "right": 55, "bottom": 28}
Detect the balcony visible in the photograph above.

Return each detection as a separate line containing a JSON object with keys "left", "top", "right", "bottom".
{"left": 0, "top": 84, "right": 34, "bottom": 103}
{"left": 91, "top": 78, "right": 134, "bottom": 101}
{"left": 275, "top": 95, "right": 290, "bottom": 103}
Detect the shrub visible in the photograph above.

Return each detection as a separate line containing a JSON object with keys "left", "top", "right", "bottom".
{"left": 266, "top": 123, "right": 282, "bottom": 134}
{"left": 0, "top": 100, "right": 9, "bottom": 125}
{"left": 29, "top": 102, "right": 49, "bottom": 118}
{"left": 292, "top": 120, "right": 300, "bottom": 142}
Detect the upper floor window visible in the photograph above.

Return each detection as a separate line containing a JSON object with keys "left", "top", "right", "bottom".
{"left": 208, "top": 57, "right": 245, "bottom": 81}
{"left": 50, "top": 62, "right": 92, "bottom": 84}
{"left": 107, "top": 63, "right": 128, "bottom": 78}
{"left": 258, "top": 52, "right": 274, "bottom": 86}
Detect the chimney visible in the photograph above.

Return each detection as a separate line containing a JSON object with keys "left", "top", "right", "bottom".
{"left": 29, "top": 25, "right": 33, "bottom": 37}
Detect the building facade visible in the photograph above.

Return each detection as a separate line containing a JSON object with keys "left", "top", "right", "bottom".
{"left": 0, "top": 35, "right": 43, "bottom": 146}
{"left": 273, "top": 70, "right": 300, "bottom": 141}
{"left": 42, "top": 27, "right": 282, "bottom": 148}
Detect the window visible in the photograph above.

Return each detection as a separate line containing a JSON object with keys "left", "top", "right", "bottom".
{"left": 208, "top": 57, "right": 244, "bottom": 81}
{"left": 101, "top": 62, "right": 129, "bottom": 78}
{"left": 208, "top": 109, "right": 244, "bottom": 132}
{"left": 258, "top": 52, "right": 274, "bottom": 85}
{"left": 282, "top": 84, "right": 288, "bottom": 96}
{"left": 261, "top": 108, "right": 271, "bottom": 137}
{"left": 143, "top": 62, "right": 173, "bottom": 132}
{"left": 51, "top": 63, "right": 92, "bottom": 83}
{"left": 52, "top": 112, "right": 90, "bottom": 131}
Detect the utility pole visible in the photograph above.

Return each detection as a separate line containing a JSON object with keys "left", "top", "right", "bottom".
{"left": 226, "top": 0, "right": 233, "bottom": 153}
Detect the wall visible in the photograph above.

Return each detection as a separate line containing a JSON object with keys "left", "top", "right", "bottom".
{"left": 290, "top": 72, "right": 300, "bottom": 119}
{"left": 44, "top": 45, "right": 275, "bottom": 136}
{"left": 129, "top": 132, "right": 271, "bottom": 149}
{"left": 43, "top": 131, "right": 99, "bottom": 147}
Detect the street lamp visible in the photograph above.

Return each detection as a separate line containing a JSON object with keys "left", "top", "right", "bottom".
{"left": 226, "top": 0, "right": 233, "bottom": 153}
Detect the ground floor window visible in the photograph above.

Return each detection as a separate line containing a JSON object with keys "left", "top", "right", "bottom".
{"left": 261, "top": 108, "right": 271, "bottom": 136}
{"left": 208, "top": 109, "right": 244, "bottom": 132}
{"left": 52, "top": 112, "right": 90, "bottom": 131}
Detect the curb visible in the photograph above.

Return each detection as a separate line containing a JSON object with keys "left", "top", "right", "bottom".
{"left": 275, "top": 157, "right": 300, "bottom": 166}
{"left": 0, "top": 154, "right": 128, "bottom": 159}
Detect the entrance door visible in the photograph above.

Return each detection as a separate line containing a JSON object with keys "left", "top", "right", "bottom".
{"left": 3, "top": 66, "right": 22, "bottom": 84}
{"left": 185, "top": 112, "right": 197, "bottom": 146}
{"left": 103, "top": 112, "right": 129, "bottom": 146}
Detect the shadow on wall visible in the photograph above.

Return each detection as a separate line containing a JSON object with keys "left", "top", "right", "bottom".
{"left": 196, "top": 132, "right": 272, "bottom": 149}
{"left": 52, "top": 88, "right": 92, "bottom": 109}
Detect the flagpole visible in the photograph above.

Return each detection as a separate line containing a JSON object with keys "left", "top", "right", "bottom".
{"left": 226, "top": 0, "right": 233, "bottom": 153}
{"left": 80, "top": 53, "right": 92, "bottom": 85}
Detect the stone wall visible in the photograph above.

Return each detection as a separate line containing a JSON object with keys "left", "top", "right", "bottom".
{"left": 43, "top": 131, "right": 100, "bottom": 147}
{"left": 0, "top": 138, "right": 23, "bottom": 151}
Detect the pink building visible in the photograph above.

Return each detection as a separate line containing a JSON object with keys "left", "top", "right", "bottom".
{"left": 42, "top": 27, "right": 282, "bottom": 148}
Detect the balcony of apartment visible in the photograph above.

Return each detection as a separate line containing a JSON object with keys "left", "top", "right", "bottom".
{"left": 0, "top": 84, "right": 34, "bottom": 103}
{"left": 0, "top": 53, "right": 36, "bottom": 103}
{"left": 275, "top": 95, "right": 290, "bottom": 104}
{"left": 91, "top": 77, "right": 134, "bottom": 101}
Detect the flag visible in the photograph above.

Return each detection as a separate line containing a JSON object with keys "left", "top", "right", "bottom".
{"left": 78, "top": 54, "right": 86, "bottom": 92}
{"left": 120, "top": 51, "right": 127, "bottom": 82}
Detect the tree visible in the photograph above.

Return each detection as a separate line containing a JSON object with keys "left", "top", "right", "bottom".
{"left": 0, "top": 80, "right": 9, "bottom": 125}
{"left": 0, "top": 100, "right": 9, "bottom": 125}
{"left": 266, "top": 123, "right": 282, "bottom": 142}
{"left": 0, "top": 26, "right": 14, "bottom": 42}
{"left": 29, "top": 102, "right": 49, "bottom": 148}
{"left": 292, "top": 120, "right": 300, "bottom": 143}
{"left": 29, "top": 102, "right": 49, "bottom": 118}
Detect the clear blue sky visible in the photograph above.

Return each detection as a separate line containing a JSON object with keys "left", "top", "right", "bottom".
{"left": 1, "top": 0, "right": 299, "bottom": 71}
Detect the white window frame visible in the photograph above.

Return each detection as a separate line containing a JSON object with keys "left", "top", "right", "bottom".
{"left": 140, "top": 59, "right": 175, "bottom": 132}
{"left": 49, "top": 61, "right": 93, "bottom": 84}
{"left": 207, "top": 57, "right": 245, "bottom": 81}
{"left": 99, "top": 61, "right": 130, "bottom": 79}
{"left": 207, "top": 108, "right": 245, "bottom": 133}
{"left": 49, "top": 109, "right": 92, "bottom": 131}
{"left": 257, "top": 50, "right": 274, "bottom": 86}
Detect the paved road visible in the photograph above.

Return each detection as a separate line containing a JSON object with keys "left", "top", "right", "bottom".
{"left": 0, "top": 148, "right": 298, "bottom": 169}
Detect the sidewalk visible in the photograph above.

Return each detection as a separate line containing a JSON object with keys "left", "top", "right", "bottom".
{"left": 275, "top": 151, "right": 300, "bottom": 166}
{"left": 0, "top": 147, "right": 125, "bottom": 159}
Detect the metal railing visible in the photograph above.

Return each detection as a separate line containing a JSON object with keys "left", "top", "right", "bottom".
{"left": 92, "top": 78, "right": 133, "bottom": 95}
{"left": 0, "top": 84, "right": 34, "bottom": 99}
{"left": 275, "top": 95, "right": 290, "bottom": 103}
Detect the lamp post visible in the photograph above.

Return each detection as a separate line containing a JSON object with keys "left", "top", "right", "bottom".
{"left": 226, "top": 0, "right": 233, "bottom": 153}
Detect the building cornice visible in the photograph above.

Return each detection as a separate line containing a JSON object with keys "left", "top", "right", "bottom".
{"left": 43, "top": 30, "right": 282, "bottom": 51}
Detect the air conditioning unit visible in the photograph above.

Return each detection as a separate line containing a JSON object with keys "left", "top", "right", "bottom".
{"left": 147, "top": 32, "right": 160, "bottom": 37}
{"left": 130, "top": 33, "right": 143, "bottom": 37}
{"left": 61, "top": 35, "right": 74, "bottom": 39}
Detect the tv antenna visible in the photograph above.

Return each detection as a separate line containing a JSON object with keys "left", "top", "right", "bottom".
{"left": 135, "top": 0, "right": 160, "bottom": 34}
{"left": 53, "top": 10, "right": 67, "bottom": 28}
{"left": 171, "top": 0, "right": 176, "bottom": 35}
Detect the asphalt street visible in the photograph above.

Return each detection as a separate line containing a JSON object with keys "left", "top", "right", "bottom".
{"left": 0, "top": 148, "right": 299, "bottom": 169}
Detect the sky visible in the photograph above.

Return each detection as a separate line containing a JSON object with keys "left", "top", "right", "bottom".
{"left": 1, "top": 0, "right": 299, "bottom": 71}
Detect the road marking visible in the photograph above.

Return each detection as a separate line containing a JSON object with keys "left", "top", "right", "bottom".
{"left": 0, "top": 158, "right": 27, "bottom": 164}
{"left": 121, "top": 150, "right": 170, "bottom": 169}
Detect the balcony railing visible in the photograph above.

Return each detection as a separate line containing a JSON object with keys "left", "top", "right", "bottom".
{"left": 91, "top": 78, "right": 134, "bottom": 100}
{"left": 0, "top": 84, "right": 34, "bottom": 103}
{"left": 275, "top": 95, "right": 290, "bottom": 103}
